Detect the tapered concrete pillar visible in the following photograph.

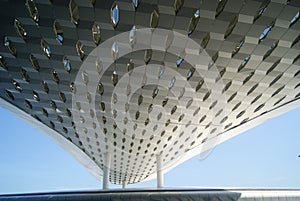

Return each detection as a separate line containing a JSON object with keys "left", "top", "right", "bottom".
{"left": 156, "top": 154, "right": 163, "bottom": 188}
{"left": 103, "top": 152, "right": 111, "bottom": 190}
{"left": 122, "top": 181, "right": 126, "bottom": 189}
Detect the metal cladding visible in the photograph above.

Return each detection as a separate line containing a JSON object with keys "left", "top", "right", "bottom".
{"left": 0, "top": 0, "right": 299, "bottom": 186}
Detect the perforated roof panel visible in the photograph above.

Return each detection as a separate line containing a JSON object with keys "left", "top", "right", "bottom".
{"left": 0, "top": 0, "right": 299, "bottom": 185}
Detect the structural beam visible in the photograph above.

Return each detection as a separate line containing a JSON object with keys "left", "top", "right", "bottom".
{"left": 156, "top": 154, "right": 163, "bottom": 188}
{"left": 103, "top": 152, "right": 111, "bottom": 190}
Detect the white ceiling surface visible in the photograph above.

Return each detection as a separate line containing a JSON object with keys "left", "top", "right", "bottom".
{"left": 0, "top": 0, "right": 299, "bottom": 185}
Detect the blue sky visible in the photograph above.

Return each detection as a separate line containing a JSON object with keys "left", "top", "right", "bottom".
{"left": 0, "top": 106, "right": 299, "bottom": 194}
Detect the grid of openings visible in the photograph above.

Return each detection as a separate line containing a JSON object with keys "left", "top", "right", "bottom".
{"left": 0, "top": 0, "right": 299, "bottom": 185}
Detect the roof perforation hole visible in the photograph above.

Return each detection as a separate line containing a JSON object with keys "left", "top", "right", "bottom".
{"left": 269, "top": 73, "right": 283, "bottom": 87}
{"left": 187, "top": 9, "right": 200, "bottom": 36}
{"left": 193, "top": 107, "right": 200, "bottom": 116}
{"left": 294, "top": 69, "right": 300, "bottom": 78}
{"left": 70, "top": 82, "right": 75, "bottom": 93}
{"left": 20, "top": 68, "right": 30, "bottom": 82}
{"left": 4, "top": 37, "right": 17, "bottom": 57}
{"left": 216, "top": 0, "right": 229, "bottom": 17}
{"left": 199, "top": 115, "right": 206, "bottom": 123}
{"left": 25, "top": 0, "right": 39, "bottom": 23}
{"left": 53, "top": 20, "right": 63, "bottom": 44}
{"left": 205, "top": 122, "right": 211, "bottom": 129}
{"left": 224, "top": 16, "right": 238, "bottom": 39}
{"left": 232, "top": 38, "right": 245, "bottom": 57}
{"left": 0, "top": 54, "right": 7, "bottom": 70}
{"left": 227, "top": 92, "right": 237, "bottom": 103}
{"left": 49, "top": 100, "right": 57, "bottom": 111}
{"left": 263, "top": 41, "right": 278, "bottom": 61}
{"left": 236, "top": 110, "right": 245, "bottom": 119}
{"left": 251, "top": 93, "right": 262, "bottom": 104}
{"left": 12, "top": 80, "right": 22, "bottom": 92}
{"left": 40, "top": 39, "right": 51, "bottom": 58}
{"left": 178, "top": 114, "right": 184, "bottom": 122}
{"left": 254, "top": 103, "right": 265, "bottom": 113}
{"left": 62, "top": 56, "right": 71, "bottom": 72}
{"left": 238, "top": 55, "right": 250, "bottom": 72}
{"left": 149, "top": 7, "right": 159, "bottom": 29}
{"left": 210, "top": 128, "right": 217, "bottom": 134}
{"left": 203, "top": 90, "right": 211, "bottom": 101}
{"left": 222, "top": 81, "right": 232, "bottom": 93}
{"left": 165, "top": 119, "right": 170, "bottom": 127}
{"left": 59, "top": 91, "right": 66, "bottom": 103}
{"left": 42, "top": 108, "right": 48, "bottom": 117}
{"left": 76, "top": 41, "right": 85, "bottom": 60}
{"left": 225, "top": 123, "right": 232, "bottom": 130}
{"left": 266, "top": 59, "right": 280, "bottom": 75}
{"left": 247, "top": 83, "right": 258, "bottom": 95}
{"left": 185, "top": 120, "right": 191, "bottom": 128}
{"left": 172, "top": 125, "right": 178, "bottom": 132}
{"left": 55, "top": 122, "right": 64, "bottom": 134}
{"left": 32, "top": 90, "right": 40, "bottom": 101}
{"left": 49, "top": 121, "right": 55, "bottom": 129}
{"left": 29, "top": 54, "right": 40, "bottom": 71}
{"left": 289, "top": 10, "right": 299, "bottom": 28}
{"left": 5, "top": 90, "right": 14, "bottom": 101}
{"left": 110, "top": 2, "right": 119, "bottom": 28}
{"left": 258, "top": 21, "right": 275, "bottom": 43}
{"left": 220, "top": 116, "right": 228, "bottom": 124}
{"left": 243, "top": 72, "right": 254, "bottom": 85}
{"left": 291, "top": 34, "right": 300, "bottom": 47}
{"left": 272, "top": 86, "right": 284, "bottom": 97}
{"left": 52, "top": 70, "right": 60, "bottom": 84}
{"left": 232, "top": 102, "right": 241, "bottom": 111}
{"left": 69, "top": 0, "right": 79, "bottom": 25}
{"left": 209, "top": 100, "right": 217, "bottom": 110}
{"left": 215, "top": 109, "right": 223, "bottom": 117}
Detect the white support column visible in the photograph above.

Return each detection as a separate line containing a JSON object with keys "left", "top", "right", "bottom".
{"left": 103, "top": 152, "right": 111, "bottom": 190}
{"left": 122, "top": 181, "right": 126, "bottom": 189}
{"left": 156, "top": 154, "right": 164, "bottom": 188}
